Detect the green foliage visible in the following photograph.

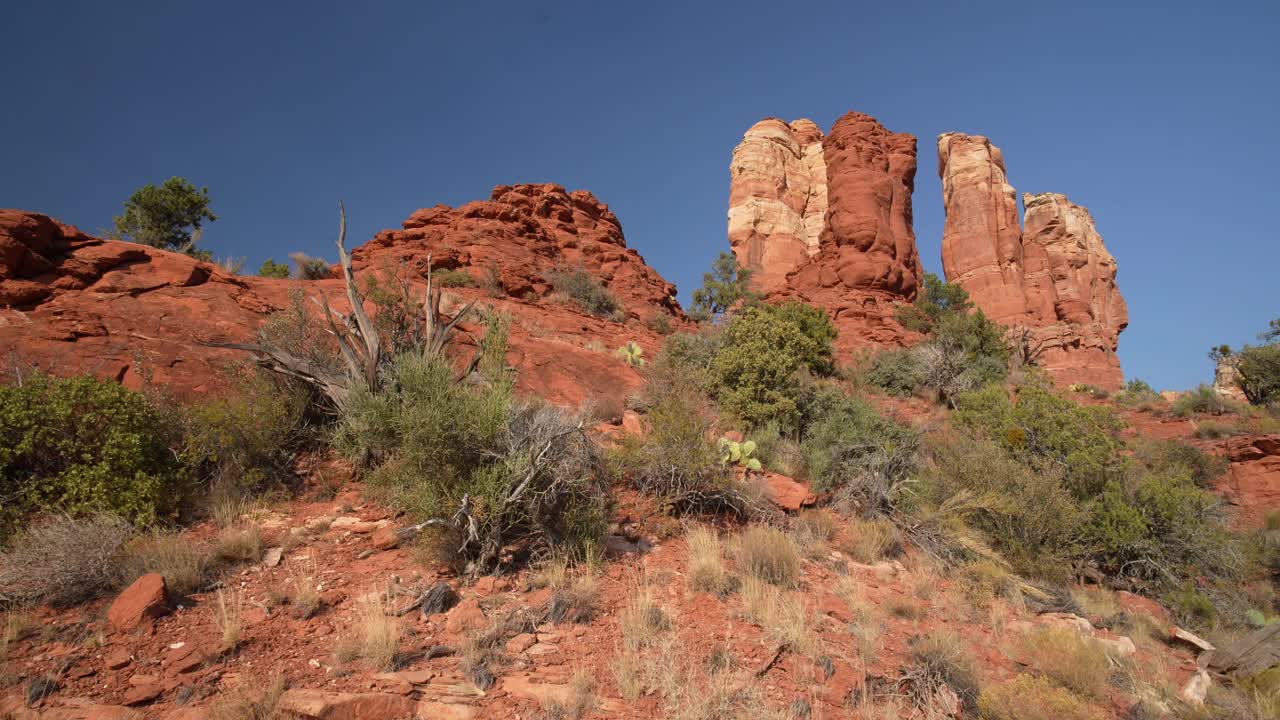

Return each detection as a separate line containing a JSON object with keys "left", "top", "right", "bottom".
{"left": 1124, "top": 378, "right": 1155, "bottom": 395}
{"left": 954, "top": 384, "right": 1124, "bottom": 500}
{"left": 336, "top": 318, "right": 608, "bottom": 570}
{"left": 717, "top": 438, "right": 761, "bottom": 472}
{"left": 548, "top": 267, "right": 621, "bottom": 318}
{"left": 689, "top": 251, "right": 758, "bottom": 322}
{"left": 1172, "top": 384, "right": 1243, "bottom": 417}
{"left": 1131, "top": 438, "right": 1227, "bottom": 488}
{"left": 916, "top": 432, "right": 1082, "bottom": 579}
{"left": 651, "top": 330, "right": 722, "bottom": 391}
{"left": 615, "top": 341, "right": 646, "bottom": 368}
{"left": 1113, "top": 378, "right": 1163, "bottom": 410}
{"left": 0, "top": 373, "right": 186, "bottom": 541}
{"left": 431, "top": 268, "right": 479, "bottom": 288}
{"left": 1238, "top": 342, "right": 1280, "bottom": 407}
{"left": 257, "top": 258, "right": 290, "bottom": 278}
{"left": 894, "top": 273, "right": 973, "bottom": 333}
{"left": 801, "top": 385, "right": 916, "bottom": 507}
{"left": 1163, "top": 586, "right": 1218, "bottom": 629}
{"left": 112, "top": 177, "right": 216, "bottom": 253}
{"left": 865, "top": 348, "right": 922, "bottom": 397}
{"left": 708, "top": 302, "right": 836, "bottom": 430}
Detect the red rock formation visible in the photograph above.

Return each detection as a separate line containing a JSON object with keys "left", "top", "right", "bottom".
{"left": 1218, "top": 434, "right": 1280, "bottom": 529}
{"left": 0, "top": 186, "right": 684, "bottom": 407}
{"left": 353, "top": 183, "right": 682, "bottom": 325}
{"left": 936, "top": 133, "right": 1128, "bottom": 389}
{"left": 728, "top": 112, "right": 922, "bottom": 357}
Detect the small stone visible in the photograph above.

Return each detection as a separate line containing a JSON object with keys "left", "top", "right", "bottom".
{"left": 262, "top": 547, "right": 284, "bottom": 567}
{"left": 105, "top": 649, "right": 133, "bottom": 670}
{"left": 1181, "top": 669, "right": 1211, "bottom": 706}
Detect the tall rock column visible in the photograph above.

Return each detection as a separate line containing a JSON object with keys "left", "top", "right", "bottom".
{"left": 728, "top": 111, "right": 924, "bottom": 356}
{"left": 937, "top": 132, "right": 1128, "bottom": 390}
{"left": 1021, "top": 192, "right": 1129, "bottom": 389}
{"left": 727, "top": 119, "right": 828, "bottom": 294}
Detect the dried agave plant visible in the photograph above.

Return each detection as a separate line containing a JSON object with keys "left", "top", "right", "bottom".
{"left": 205, "top": 203, "right": 478, "bottom": 410}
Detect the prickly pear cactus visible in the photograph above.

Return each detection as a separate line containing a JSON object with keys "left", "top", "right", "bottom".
{"left": 718, "top": 437, "right": 762, "bottom": 472}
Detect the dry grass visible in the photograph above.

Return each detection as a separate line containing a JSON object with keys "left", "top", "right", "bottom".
{"left": 206, "top": 674, "right": 286, "bottom": 720}
{"left": 791, "top": 509, "right": 838, "bottom": 559}
{"left": 215, "top": 589, "right": 243, "bottom": 651}
{"left": 734, "top": 525, "right": 801, "bottom": 587}
{"left": 886, "top": 596, "right": 926, "bottom": 621}
{"left": 910, "top": 631, "right": 981, "bottom": 711}
{"left": 835, "top": 576, "right": 882, "bottom": 662}
{"left": 549, "top": 574, "right": 600, "bottom": 624}
{"left": 738, "top": 577, "right": 817, "bottom": 657}
{"left": 1, "top": 613, "right": 37, "bottom": 662}
{"left": 122, "top": 532, "right": 211, "bottom": 596}
{"left": 686, "top": 527, "right": 734, "bottom": 596}
{"left": 288, "top": 560, "right": 322, "bottom": 619}
{"left": 957, "top": 559, "right": 1020, "bottom": 610}
{"left": 540, "top": 669, "right": 597, "bottom": 720}
{"left": 1019, "top": 627, "right": 1110, "bottom": 698}
{"left": 977, "top": 674, "right": 1106, "bottom": 720}
{"left": 334, "top": 591, "right": 401, "bottom": 670}
{"left": 531, "top": 554, "right": 571, "bottom": 590}
{"left": 620, "top": 587, "right": 672, "bottom": 652}
{"left": 839, "top": 516, "right": 899, "bottom": 564}
{"left": 213, "top": 524, "right": 263, "bottom": 564}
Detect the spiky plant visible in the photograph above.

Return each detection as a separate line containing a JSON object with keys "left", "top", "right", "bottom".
{"left": 718, "top": 438, "right": 762, "bottom": 472}
{"left": 615, "top": 341, "right": 646, "bottom": 367}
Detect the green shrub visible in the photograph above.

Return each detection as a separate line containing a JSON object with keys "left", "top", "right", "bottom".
{"left": 801, "top": 386, "right": 915, "bottom": 506}
{"left": 977, "top": 674, "right": 1105, "bottom": 720}
{"left": 649, "top": 330, "right": 721, "bottom": 393}
{"left": 111, "top": 176, "right": 216, "bottom": 253}
{"left": 894, "top": 273, "right": 973, "bottom": 334}
{"left": 336, "top": 320, "right": 607, "bottom": 573}
{"left": 916, "top": 432, "right": 1082, "bottom": 579}
{"left": 1172, "top": 384, "right": 1242, "bottom": 417}
{"left": 1238, "top": 342, "right": 1280, "bottom": 407}
{"left": 289, "top": 252, "right": 330, "bottom": 280}
{"left": 0, "top": 373, "right": 187, "bottom": 540}
{"left": 865, "top": 349, "right": 922, "bottom": 397}
{"left": 257, "top": 258, "right": 290, "bottom": 278}
{"left": 1131, "top": 438, "right": 1227, "bottom": 488}
{"left": 954, "top": 384, "right": 1124, "bottom": 500}
{"left": 548, "top": 268, "right": 621, "bottom": 318}
{"left": 708, "top": 302, "right": 836, "bottom": 430}
{"left": 432, "top": 268, "right": 479, "bottom": 288}
{"left": 1113, "top": 378, "right": 1163, "bottom": 410}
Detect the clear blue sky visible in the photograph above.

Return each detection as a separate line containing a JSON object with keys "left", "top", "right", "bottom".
{"left": 3, "top": 0, "right": 1276, "bottom": 391}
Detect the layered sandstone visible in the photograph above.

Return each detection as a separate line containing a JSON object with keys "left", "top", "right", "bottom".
{"left": 0, "top": 185, "right": 684, "bottom": 406}
{"left": 728, "top": 112, "right": 922, "bottom": 355}
{"left": 936, "top": 133, "right": 1128, "bottom": 389}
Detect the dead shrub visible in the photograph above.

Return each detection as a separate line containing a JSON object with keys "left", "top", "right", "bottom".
{"left": 121, "top": 532, "right": 211, "bottom": 597}
{"left": 215, "top": 589, "right": 243, "bottom": 651}
{"left": 288, "top": 561, "right": 322, "bottom": 619}
{"left": 213, "top": 524, "right": 263, "bottom": 564}
{"left": 839, "top": 517, "right": 900, "bottom": 564}
{"left": 540, "top": 669, "right": 597, "bottom": 720}
{"left": 734, "top": 525, "right": 801, "bottom": 587}
{"left": 334, "top": 591, "right": 401, "bottom": 670}
{"left": 0, "top": 514, "right": 132, "bottom": 606}
{"left": 909, "top": 631, "right": 981, "bottom": 712}
{"left": 206, "top": 675, "right": 286, "bottom": 720}
{"left": 549, "top": 575, "right": 599, "bottom": 624}
{"left": 620, "top": 587, "right": 672, "bottom": 652}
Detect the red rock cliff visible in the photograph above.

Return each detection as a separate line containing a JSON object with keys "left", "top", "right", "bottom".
{"left": 936, "top": 133, "right": 1128, "bottom": 389}
{"left": 0, "top": 185, "right": 684, "bottom": 406}
{"left": 728, "top": 111, "right": 922, "bottom": 356}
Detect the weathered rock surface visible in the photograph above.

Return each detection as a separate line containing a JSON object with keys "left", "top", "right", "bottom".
{"left": 107, "top": 574, "right": 171, "bottom": 632}
{"left": 0, "top": 187, "right": 684, "bottom": 407}
{"left": 1217, "top": 434, "right": 1280, "bottom": 528}
{"left": 727, "top": 119, "right": 828, "bottom": 295}
{"left": 728, "top": 112, "right": 922, "bottom": 357}
{"left": 936, "top": 133, "right": 1128, "bottom": 389}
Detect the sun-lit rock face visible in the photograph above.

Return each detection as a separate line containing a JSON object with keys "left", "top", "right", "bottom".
{"left": 728, "top": 111, "right": 922, "bottom": 357}
{"left": 936, "top": 131, "right": 1128, "bottom": 389}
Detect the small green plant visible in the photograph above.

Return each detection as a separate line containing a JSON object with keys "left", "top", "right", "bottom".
{"left": 548, "top": 267, "right": 621, "bottom": 318}
{"left": 111, "top": 176, "right": 216, "bottom": 254}
{"left": 257, "top": 258, "right": 290, "bottom": 278}
{"left": 616, "top": 341, "right": 646, "bottom": 367}
{"left": 718, "top": 438, "right": 762, "bottom": 472}
{"left": 432, "top": 268, "right": 479, "bottom": 288}
{"left": 689, "top": 251, "right": 760, "bottom": 323}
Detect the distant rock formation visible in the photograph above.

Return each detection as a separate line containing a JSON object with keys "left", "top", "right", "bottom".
{"left": 0, "top": 185, "right": 685, "bottom": 406}
{"left": 728, "top": 112, "right": 922, "bottom": 355}
{"left": 936, "top": 133, "right": 1128, "bottom": 389}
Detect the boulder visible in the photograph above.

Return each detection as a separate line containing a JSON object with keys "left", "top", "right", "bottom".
{"left": 763, "top": 472, "right": 816, "bottom": 511}
{"left": 107, "top": 574, "right": 170, "bottom": 632}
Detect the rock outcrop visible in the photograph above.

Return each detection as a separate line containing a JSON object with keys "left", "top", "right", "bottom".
{"left": 936, "top": 133, "right": 1128, "bottom": 389}
{"left": 728, "top": 112, "right": 922, "bottom": 356}
{"left": 0, "top": 185, "right": 685, "bottom": 407}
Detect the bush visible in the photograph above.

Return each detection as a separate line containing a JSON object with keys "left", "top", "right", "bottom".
{"left": 709, "top": 302, "right": 836, "bottom": 430}
{"left": 257, "top": 258, "right": 290, "bottom": 278}
{"left": 1238, "top": 342, "right": 1280, "bottom": 407}
{"left": 1132, "top": 438, "right": 1227, "bottom": 488}
{"left": 689, "top": 251, "right": 758, "bottom": 323}
{"left": 649, "top": 330, "right": 721, "bottom": 392}
{"left": 910, "top": 632, "right": 981, "bottom": 713}
{"left": 289, "top": 252, "right": 330, "bottom": 280}
{"left": 0, "top": 514, "right": 133, "bottom": 606}
{"left": 916, "top": 432, "right": 1082, "bottom": 578}
{"left": 894, "top": 273, "right": 973, "bottom": 334}
{"left": 1113, "top": 378, "right": 1163, "bottom": 410}
{"left": 977, "top": 674, "right": 1105, "bottom": 720}
{"left": 865, "top": 349, "right": 922, "bottom": 397}
{"left": 111, "top": 176, "right": 216, "bottom": 253}
{"left": 954, "top": 384, "right": 1124, "bottom": 500}
{"left": 548, "top": 268, "right": 621, "bottom": 318}
{"left": 0, "top": 372, "right": 187, "bottom": 540}
{"left": 734, "top": 525, "right": 800, "bottom": 587}
{"left": 1172, "top": 384, "right": 1242, "bottom": 417}
{"left": 801, "top": 386, "right": 916, "bottom": 506}
{"left": 337, "top": 324, "right": 609, "bottom": 574}
{"left": 432, "top": 268, "right": 479, "bottom": 288}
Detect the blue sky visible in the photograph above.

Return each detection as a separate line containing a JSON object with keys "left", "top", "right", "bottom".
{"left": 2, "top": 0, "right": 1276, "bottom": 391}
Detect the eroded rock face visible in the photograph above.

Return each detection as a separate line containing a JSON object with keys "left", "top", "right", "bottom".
{"left": 936, "top": 133, "right": 1128, "bottom": 389}
{"left": 728, "top": 112, "right": 922, "bottom": 357}
{"left": 0, "top": 187, "right": 684, "bottom": 408}
{"left": 727, "top": 118, "right": 828, "bottom": 295}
